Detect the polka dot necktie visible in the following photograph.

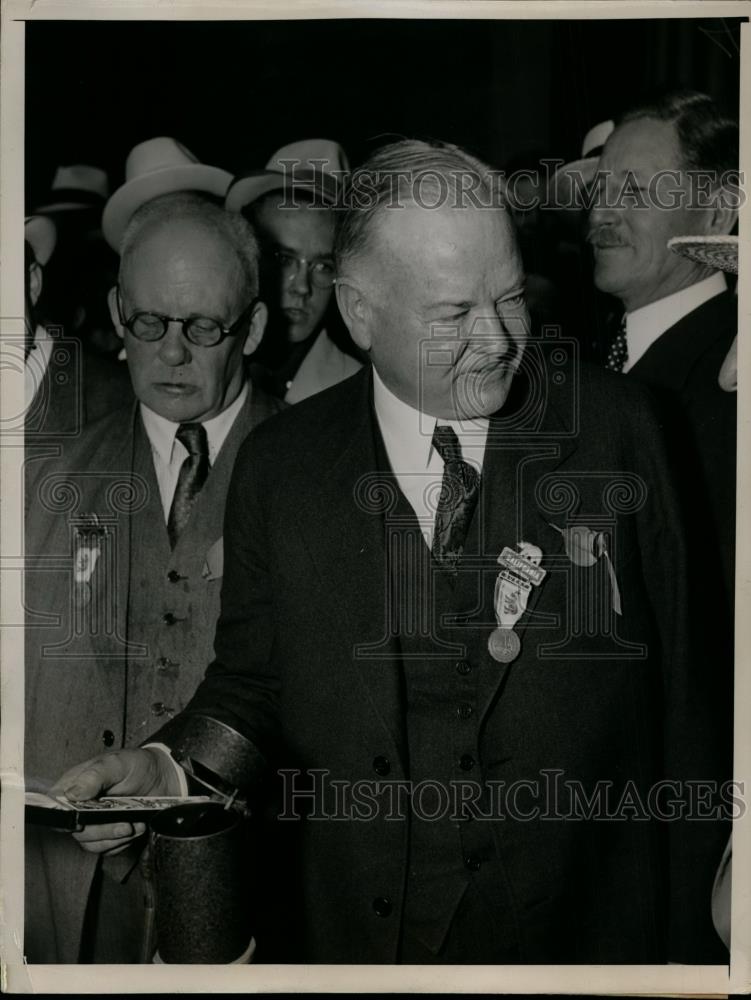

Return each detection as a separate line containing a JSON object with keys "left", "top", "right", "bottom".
{"left": 605, "top": 315, "right": 628, "bottom": 373}
{"left": 431, "top": 425, "right": 480, "bottom": 575}
{"left": 167, "top": 423, "right": 210, "bottom": 549}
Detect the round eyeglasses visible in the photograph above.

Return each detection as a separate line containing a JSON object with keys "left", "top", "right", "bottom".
{"left": 116, "top": 287, "right": 258, "bottom": 348}
{"left": 272, "top": 250, "right": 336, "bottom": 290}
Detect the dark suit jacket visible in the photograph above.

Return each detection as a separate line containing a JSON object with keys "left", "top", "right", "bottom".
{"left": 24, "top": 381, "right": 283, "bottom": 963}
{"left": 628, "top": 290, "right": 736, "bottom": 606}
{"left": 154, "top": 361, "right": 729, "bottom": 964}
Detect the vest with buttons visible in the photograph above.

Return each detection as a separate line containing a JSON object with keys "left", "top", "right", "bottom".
{"left": 375, "top": 426, "right": 521, "bottom": 960}
{"left": 123, "top": 415, "right": 241, "bottom": 745}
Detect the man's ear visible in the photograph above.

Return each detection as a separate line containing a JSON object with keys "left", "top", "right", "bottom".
{"left": 705, "top": 184, "right": 739, "bottom": 236}
{"left": 335, "top": 280, "right": 372, "bottom": 352}
{"left": 107, "top": 286, "right": 125, "bottom": 341}
{"left": 28, "top": 262, "right": 43, "bottom": 308}
{"left": 242, "top": 299, "right": 268, "bottom": 357}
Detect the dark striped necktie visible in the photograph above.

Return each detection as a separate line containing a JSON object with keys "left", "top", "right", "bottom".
{"left": 605, "top": 314, "right": 628, "bottom": 373}
{"left": 431, "top": 424, "right": 480, "bottom": 574}
{"left": 167, "top": 423, "right": 210, "bottom": 548}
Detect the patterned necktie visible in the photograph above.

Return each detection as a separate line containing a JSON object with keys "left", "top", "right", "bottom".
{"left": 431, "top": 425, "right": 481, "bottom": 574}
{"left": 167, "top": 423, "right": 210, "bottom": 549}
{"left": 605, "top": 314, "right": 628, "bottom": 373}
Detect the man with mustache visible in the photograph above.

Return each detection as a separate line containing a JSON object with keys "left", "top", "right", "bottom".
{"left": 24, "top": 191, "right": 282, "bottom": 962}
{"left": 588, "top": 90, "right": 738, "bottom": 610}
{"left": 49, "top": 140, "right": 727, "bottom": 964}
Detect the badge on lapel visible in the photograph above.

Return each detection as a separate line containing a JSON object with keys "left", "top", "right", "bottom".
{"left": 202, "top": 537, "right": 223, "bottom": 582}
{"left": 488, "top": 541, "right": 547, "bottom": 664}
{"left": 73, "top": 514, "right": 107, "bottom": 607}
{"left": 549, "top": 522, "right": 622, "bottom": 615}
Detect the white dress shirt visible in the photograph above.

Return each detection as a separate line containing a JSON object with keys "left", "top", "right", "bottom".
{"left": 372, "top": 367, "right": 489, "bottom": 548}
{"left": 623, "top": 271, "right": 727, "bottom": 372}
{"left": 139, "top": 383, "right": 248, "bottom": 519}
{"left": 24, "top": 325, "right": 54, "bottom": 409}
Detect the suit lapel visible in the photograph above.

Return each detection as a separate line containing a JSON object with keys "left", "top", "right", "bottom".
{"left": 474, "top": 387, "right": 580, "bottom": 722}
{"left": 292, "top": 369, "right": 405, "bottom": 757}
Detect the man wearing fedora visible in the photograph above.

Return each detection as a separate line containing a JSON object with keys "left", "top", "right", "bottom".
{"left": 52, "top": 140, "right": 728, "bottom": 965}
{"left": 225, "top": 139, "right": 363, "bottom": 403}
{"left": 24, "top": 191, "right": 282, "bottom": 963}
{"left": 23, "top": 214, "right": 131, "bottom": 441}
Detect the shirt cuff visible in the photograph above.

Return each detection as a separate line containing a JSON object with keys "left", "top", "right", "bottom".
{"left": 142, "top": 742, "right": 190, "bottom": 797}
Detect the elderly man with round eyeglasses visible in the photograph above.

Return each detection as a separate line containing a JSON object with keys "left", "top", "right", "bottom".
{"left": 23, "top": 190, "right": 284, "bottom": 964}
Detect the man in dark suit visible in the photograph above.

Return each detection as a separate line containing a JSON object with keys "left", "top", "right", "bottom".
{"left": 23, "top": 215, "right": 131, "bottom": 443}
{"left": 24, "top": 191, "right": 282, "bottom": 963}
{"left": 52, "top": 141, "right": 729, "bottom": 964}
{"left": 587, "top": 89, "right": 738, "bottom": 605}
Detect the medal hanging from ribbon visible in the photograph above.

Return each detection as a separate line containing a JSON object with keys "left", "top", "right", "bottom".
{"left": 488, "top": 542, "right": 546, "bottom": 664}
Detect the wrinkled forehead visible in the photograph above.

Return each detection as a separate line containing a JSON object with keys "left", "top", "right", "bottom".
{"left": 120, "top": 218, "right": 244, "bottom": 291}
{"left": 371, "top": 200, "right": 519, "bottom": 276}
{"left": 599, "top": 117, "right": 684, "bottom": 176}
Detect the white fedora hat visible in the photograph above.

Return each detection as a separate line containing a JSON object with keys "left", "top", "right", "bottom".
{"left": 548, "top": 119, "right": 614, "bottom": 209}
{"left": 102, "top": 137, "right": 233, "bottom": 251}
{"left": 225, "top": 138, "right": 349, "bottom": 212}
{"left": 34, "top": 164, "right": 110, "bottom": 213}
{"left": 25, "top": 215, "right": 57, "bottom": 266}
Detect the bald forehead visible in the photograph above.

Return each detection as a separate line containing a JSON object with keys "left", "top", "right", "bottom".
{"left": 368, "top": 202, "right": 517, "bottom": 275}
{"left": 121, "top": 217, "right": 243, "bottom": 287}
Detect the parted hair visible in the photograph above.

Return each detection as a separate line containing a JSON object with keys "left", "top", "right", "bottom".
{"left": 335, "top": 138, "right": 504, "bottom": 272}
{"left": 120, "top": 190, "right": 261, "bottom": 295}
{"left": 619, "top": 89, "right": 738, "bottom": 179}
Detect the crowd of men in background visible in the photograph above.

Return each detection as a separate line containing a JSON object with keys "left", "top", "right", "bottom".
{"left": 21, "top": 86, "right": 740, "bottom": 965}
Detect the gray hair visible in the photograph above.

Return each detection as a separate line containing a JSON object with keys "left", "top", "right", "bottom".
{"left": 120, "top": 190, "right": 261, "bottom": 295}
{"left": 335, "top": 139, "right": 506, "bottom": 273}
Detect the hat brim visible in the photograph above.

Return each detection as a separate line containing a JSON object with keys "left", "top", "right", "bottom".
{"left": 667, "top": 235, "right": 738, "bottom": 275}
{"left": 25, "top": 216, "right": 57, "bottom": 266}
{"left": 225, "top": 170, "right": 339, "bottom": 212}
{"left": 546, "top": 156, "right": 601, "bottom": 210}
{"left": 102, "top": 164, "right": 233, "bottom": 251}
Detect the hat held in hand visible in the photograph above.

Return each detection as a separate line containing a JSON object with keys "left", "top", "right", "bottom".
{"left": 102, "top": 137, "right": 233, "bottom": 251}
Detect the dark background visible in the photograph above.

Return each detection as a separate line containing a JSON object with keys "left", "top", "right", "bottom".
{"left": 25, "top": 16, "right": 744, "bottom": 205}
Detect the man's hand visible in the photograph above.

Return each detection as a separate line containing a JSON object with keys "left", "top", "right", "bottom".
{"left": 50, "top": 748, "right": 182, "bottom": 855}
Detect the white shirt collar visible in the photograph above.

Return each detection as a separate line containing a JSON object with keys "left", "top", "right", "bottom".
{"left": 372, "top": 366, "right": 488, "bottom": 474}
{"left": 139, "top": 381, "right": 249, "bottom": 467}
{"left": 624, "top": 271, "right": 727, "bottom": 372}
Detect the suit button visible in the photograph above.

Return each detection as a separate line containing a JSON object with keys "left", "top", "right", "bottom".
{"left": 464, "top": 854, "right": 482, "bottom": 872}
{"left": 457, "top": 703, "right": 474, "bottom": 720}
{"left": 167, "top": 570, "right": 182, "bottom": 583}
{"left": 373, "top": 756, "right": 391, "bottom": 776}
{"left": 151, "top": 701, "right": 167, "bottom": 716}
{"left": 102, "top": 729, "right": 115, "bottom": 748}
{"left": 372, "top": 897, "right": 392, "bottom": 917}
{"left": 455, "top": 660, "right": 472, "bottom": 676}
{"left": 162, "top": 612, "right": 177, "bottom": 625}
{"left": 459, "top": 754, "right": 475, "bottom": 771}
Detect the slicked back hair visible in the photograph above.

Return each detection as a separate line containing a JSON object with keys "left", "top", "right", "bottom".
{"left": 120, "top": 190, "right": 261, "bottom": 296}
{"left": 334, "top": 138, "right": 506, "bottom": 274}
{"left": 619, "top": 88, "right": 738, "bottom": 179}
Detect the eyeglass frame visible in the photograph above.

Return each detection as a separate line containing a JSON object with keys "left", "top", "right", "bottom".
{"left": 270, "top": 249, "right": 337, "bottom": 290}
{"left": 115, "top": 286, "right": 260, "bottom": 347}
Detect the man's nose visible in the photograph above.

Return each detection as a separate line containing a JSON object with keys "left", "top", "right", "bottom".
{"left": 157, "top": 322, "right": 192, "bottom": 366}
{"left": 288, "top": 260, "right": 312, "bottom": 296}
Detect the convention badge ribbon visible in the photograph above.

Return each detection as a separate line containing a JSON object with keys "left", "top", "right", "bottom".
{"left": 73, "top": 514, "right": 107, "bottom": 606}
{"left": 549, "top": 523, "right": 622, "bottom": 616}
{"left": 488, "top": 542, "right": 547, "bottom": 663}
